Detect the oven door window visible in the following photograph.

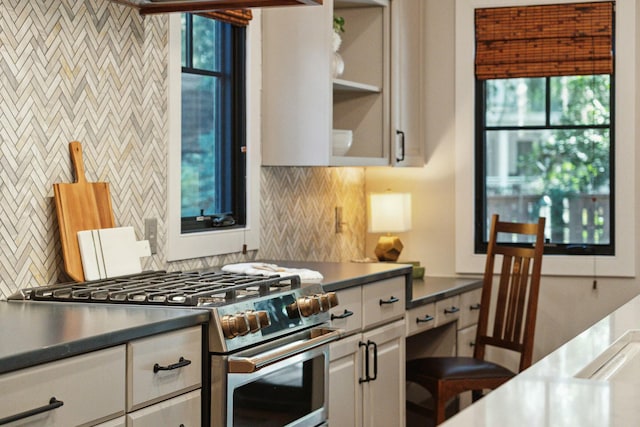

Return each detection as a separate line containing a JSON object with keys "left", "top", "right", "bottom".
{"left": 232, "top": 354, "right": 325, "bottom": 426}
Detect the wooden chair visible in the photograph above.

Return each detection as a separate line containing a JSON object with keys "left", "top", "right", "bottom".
{"left": 406, "top": 214, "right": 546, "bottom": 425}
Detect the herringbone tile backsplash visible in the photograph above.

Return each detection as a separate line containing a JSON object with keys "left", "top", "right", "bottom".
{"left": 0, "top": 1, "right": 365, "bottom": 299}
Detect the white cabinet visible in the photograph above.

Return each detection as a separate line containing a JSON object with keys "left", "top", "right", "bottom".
{"left": 0, "top": 326, "right": 203, "bottom": 427}
{"left": 127, "top": 326, "right": 202, "bottom": 411}
{"left": 126, "top": 326, "right": 203, "bottom": 425}
{"left": 455, "top": 288, "right": 482, "bottom": 358}
{"left": 126, "top": 389, "right": 201, "bottom": 427}
{"left": 434, "top": 295, "right": 461, "bottom": 327}
{"left": 405, "top": 302, "right": 435, "bottom": 337}
{"left": 329, "top": 334, "right": 362, "bottom": 426}
{"left": 361, "top": 320, "right": 405, "bottom": 427}
{"left": 262, "top": 0, "right": 398, "bottom": 166}
{"left": 329, "top": 275, "right": 406, "bottom": 427}
{"left": 0, "top": 346, "right": 126, "bottom": 427}
{"left": 456, "top": 289, "right": 481, "bottom": 410}
{"left": 390, "top": 0, "right": 426, "bottom": 166}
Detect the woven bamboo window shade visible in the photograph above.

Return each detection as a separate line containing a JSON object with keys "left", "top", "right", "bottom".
{"left": 475, "top": 2, "right": 613, "bottom": 80}
{"left": 200, "top": 10, "right": 253, "bottom": 26}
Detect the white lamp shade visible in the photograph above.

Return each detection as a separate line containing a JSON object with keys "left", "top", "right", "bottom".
{"left": 368, "top": 192, "right": 412, "bottom": 233}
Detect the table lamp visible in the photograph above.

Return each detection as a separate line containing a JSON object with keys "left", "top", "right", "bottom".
{"left": 368, "top": 192, "right": 412, "bottom": 262}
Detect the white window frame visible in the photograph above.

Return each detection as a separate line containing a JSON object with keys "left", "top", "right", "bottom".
{"left": 166, "top": 13, "right": 261, "bottom": 261}
{"left": 455, "top": 0, "right": 635, "bottom": 277}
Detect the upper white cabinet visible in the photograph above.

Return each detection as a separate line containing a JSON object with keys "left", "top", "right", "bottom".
{"left": 263, "top": 0, "right": 423, "bottom": 166}
{"left": 390, "top": 0, "right": 425, "bottom": 166}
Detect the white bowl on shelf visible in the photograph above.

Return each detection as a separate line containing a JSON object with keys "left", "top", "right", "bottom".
{"left": 332, "top": 129, "right": 353, "bottom": 156}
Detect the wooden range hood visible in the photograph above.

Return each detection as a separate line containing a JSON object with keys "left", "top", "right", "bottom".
{"left": 111, "top": 0, "right": 322, "bottom": 14}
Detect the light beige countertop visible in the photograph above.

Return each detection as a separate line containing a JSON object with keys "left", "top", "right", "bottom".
{"left": 441, "top": 293, "right": 640, "bottom": 426}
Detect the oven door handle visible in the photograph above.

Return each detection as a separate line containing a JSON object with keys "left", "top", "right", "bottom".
{"left": 227, "top": 328, "right": 342, "bottom": 374}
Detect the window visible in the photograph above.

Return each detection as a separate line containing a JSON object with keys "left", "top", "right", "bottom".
{"left": 180, "top": 13, "right": 246, "bottom": 233}
{"left": 474, "top": 2, "right": 614, "bottom": 256}
{"left": 167, "top": 13, "right": 260, "bottom": 261}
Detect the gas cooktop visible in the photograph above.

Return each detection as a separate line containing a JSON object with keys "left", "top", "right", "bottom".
{"left": 9, "top": 270, "right": 302, "bottom": 307}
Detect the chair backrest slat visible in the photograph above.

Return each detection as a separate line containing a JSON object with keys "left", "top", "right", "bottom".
{"left": 474, "top": 214, "right": 545, "bottom": 372}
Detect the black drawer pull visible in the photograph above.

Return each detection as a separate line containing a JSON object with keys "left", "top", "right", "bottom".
{"left": 444, "top": 306, "right": 460, "bottom": 314}
{"left": 416, "top": 315, "right": 434, "bottom": 323}
{"left": 379, "top": 296, "right": 399, "bottom": 305}
{"left": 0, "top": 397, "right": 64, "bottom": 425}
{"left": 331, "top": 309, "right": 354, "bottom": 320}
{"left": 469, "top": 303, "right": 481, "bottom": 310}
{"left": 154, "top": 356, "right": 191, "bottom": 373}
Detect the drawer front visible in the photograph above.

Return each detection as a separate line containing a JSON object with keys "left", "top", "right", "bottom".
{"left": 329, "top": 286, "right": 362, "bottom": 335}
{"left": 127, "top": 326, "right": 202, "bottom": 411}
{"left": 362, "top": 276, "right": 405, "bottom": 329}
{"left": 405, "top": 303, "right": 436, "bottom": 337}
{"left": 457, "top": 325, "right": 478, "bottom": 357}
{"left": 0, "top": 346, "right": 125, "bottom": 427}
{"left": 458, "top": 288, "right": 482, "bottom": 329}
{"left": 95, "top": 416, "right": 126, "bottom": 427}
{"left": 434, "top": 295, "right": 460, "bottom": 327}
{"left": 126, "top": 389, "right": 201, "bottom": 427}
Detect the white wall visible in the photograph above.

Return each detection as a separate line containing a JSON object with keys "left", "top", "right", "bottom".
{"left": 365, "top": 0, "right": 640, "bottom": 362}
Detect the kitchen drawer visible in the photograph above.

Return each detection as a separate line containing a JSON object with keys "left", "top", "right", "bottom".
{"left": 127, "top": 326, "right": 202, "bottom": 411}
{"left": 458, "top": 288, "right": 482, "bottom": 329}
{"left": 126, "top": 389, "right": 201, "bottom": 427}
{"left": 362, "top": 276, "right": 405, "bottom": 329}
{"left": 330, "top": 286, "right": 362, "bottom": 335}
{"left": 434, "top": 295, "right": 460, "bottom": 327}
{"left": 95, "top": 416, "right": 126, "bottom": 427}
{"left": 457, "top": 324, "right": 478, "bottom": 358}
{"left": 405, "top": 302, "right": 436, "bottom": 337}
{"left": 0, "top": 346, "right": 125, "bottom": 427}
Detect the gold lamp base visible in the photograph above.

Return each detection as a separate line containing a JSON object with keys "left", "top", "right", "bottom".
{"left": 374, "top": 235, "right": 404, "bottom": 262}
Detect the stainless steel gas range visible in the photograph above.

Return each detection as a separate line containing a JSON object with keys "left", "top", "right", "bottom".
{"left": 10, "top": 270, "right": 340, "bottom": 427}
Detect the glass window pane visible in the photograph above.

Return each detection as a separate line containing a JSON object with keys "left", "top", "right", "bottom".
{"left": 550, "top": 75, "right": 610, "bottom": 126}
{"left": 181, "top": 73, "right": 221, "bottom": 217}
{"left": 485, "top": 78, "right": 546, "bottom": 127}
{"left": 192, "top": 15, "right": 221, "bottom": 71}
{"left": 485, "top": 129, "right": 610, "bottom": 245}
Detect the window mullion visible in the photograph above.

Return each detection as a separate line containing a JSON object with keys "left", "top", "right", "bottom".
{"left": 185, "top": 14, "right": 193, "bottom": 69}
{"left": 545, "top": 77, "right": 551, "bottom": 127}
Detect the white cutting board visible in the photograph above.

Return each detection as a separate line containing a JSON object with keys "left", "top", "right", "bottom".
{"left": 78, "top": 226, "right": 151, "bottom": 281}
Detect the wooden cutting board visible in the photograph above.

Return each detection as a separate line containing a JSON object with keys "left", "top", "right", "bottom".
{"left": 54, "top": 141, "right": 115, "bottom": 282}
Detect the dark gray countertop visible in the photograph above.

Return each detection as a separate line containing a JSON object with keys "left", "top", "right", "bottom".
{"left": 266, "top": 261, "right": 481, "bottom": 309}
{"left": 0, "top": 301, "right": 209, "bottom": 375}
{"left": 274, "top": 260, "right": 413, "bottom": 292}
{"left": 258, "top": 259, "right": 411, "bottom": 292}
{"left": 407, "top": 276, "right": 483, "bottom": 308}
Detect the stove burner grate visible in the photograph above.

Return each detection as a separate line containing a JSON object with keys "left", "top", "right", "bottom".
{"left": 30, "top": 270, "right": 301, "bottom": 306}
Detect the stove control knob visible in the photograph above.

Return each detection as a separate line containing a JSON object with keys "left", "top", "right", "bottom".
{"left": 297, "top": 296, "right": 321, "bottom": 317}
{"left": 221, "top": 313, "right": 250, "bottom": 339}
{"left": 246, "top": 310, "right": 271, "bottom": 333}
{"left": 316, "top": 292, "right": 339, "bottom": 312}
{"left": 234, "top": 313, "right": 250, "bottom": 336}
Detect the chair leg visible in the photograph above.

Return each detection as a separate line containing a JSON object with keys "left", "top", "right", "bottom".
{"left": 433, "top": 385, "right": 447, "bottom": 426}
{"left": 472, "top": 389, "right": 484, "bottom": 402}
